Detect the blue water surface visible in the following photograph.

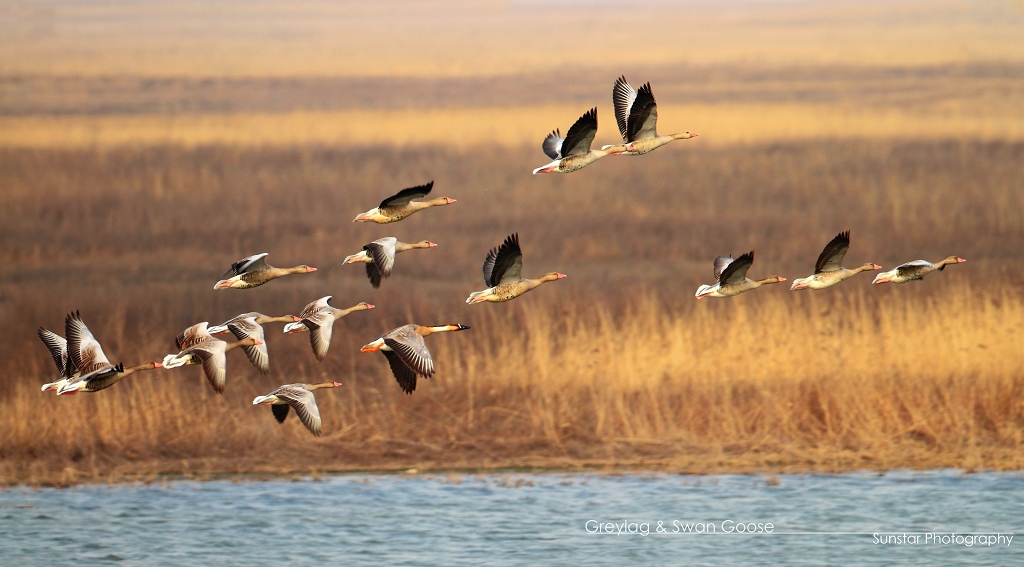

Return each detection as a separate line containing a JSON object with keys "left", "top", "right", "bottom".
{"left": 1, "top": 470, "right": 1021, "bottom": 566}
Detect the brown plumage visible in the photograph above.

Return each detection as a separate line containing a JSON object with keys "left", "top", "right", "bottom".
{"left": 466, "top": 233, "right": 566, "bottom": 304}
{"left": 352, "top": 181, "right": 456, "bottom": 224}
{"left": 343, "top": 237, "right": 437, "bottom": 288}
{"left": 253, "top": 381, "right": 342, "bottom": 437}
{"left": 213, "top": 253, "right": 317, "bottom": 290}
{"left": 360, "top": 323, "right": 470, "bottom": 394}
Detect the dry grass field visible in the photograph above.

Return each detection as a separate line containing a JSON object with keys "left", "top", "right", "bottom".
{"left": 1, "top": 141, "right": 1022, "bottom": 486}
{"left": 2, "top": 0, "right": 1022, "bottom": 485}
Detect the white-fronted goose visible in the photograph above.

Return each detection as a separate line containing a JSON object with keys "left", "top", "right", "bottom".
{"left": 466, "top": 233, "right": 565, "bottom": 304}
{"left": 873, "top": 256, "right": 966, "bottom": 285}
{"left": 213, "top": 253, "right": 317, "bottom": 290}
{"left": 533, "top": 108, "right": 628, "bottom": 174}
{"left": 162, "top": 322, "right": 263, "bottom": 394}
{"left": 38, "top": 327, "right": 78, "bottom": 392}
{"left": 791, "top": 231, "right": 881, "bottom": 290}
{"left": 695, "top": 251, "right": 786, "bottom": 299}
{"left": 343, "top": 237, "right": 437, "bottom": 288}
{"left": 283, "top": 297, "right": 375, "bottom": 362}
{"left": 252, "top": 381, "right": 342, "bottom": 437}
{"left": 56, "top": 311, "right": 163, "bottom": 395}
{"left": 606, "top": 76, "right": 697, "bottom": 155}
{"left": 208, "top": 312, "right": 300, "bottom": 335}
{"left": 353, "top": 181, "right": 456, "bottom": 224}
{"left": 360, "top": 323, "right": 469, "bottom": 394}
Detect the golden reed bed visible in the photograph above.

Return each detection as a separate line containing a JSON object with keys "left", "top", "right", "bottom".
{"left": 1, "top": 141, "right": 1021, "bottom": 486}
{"left": 4, "top": 288, "right": 1023, "bottom": 487}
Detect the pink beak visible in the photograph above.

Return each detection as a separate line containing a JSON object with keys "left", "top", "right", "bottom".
{"left": 427, "top": 242, "right": 437, "bottom": 248}
{"left": 957, "top": 257, "right": 967, "bottom": 263}
{"left": 332, "top": 381, "right": 343, "bottom": 387}
{"left": 445, "top": 197, "right": 457, "bottom": 204}
{"left": 306, "top": 266, "right": 317, "bottom": 273}
{"left": 292, "top": 316, "right": 301, "bottom": 322}
{"left": 153, "top": 362, "right": 164, "bottom": 368}
{"left": 556, "top": 273, "right": 567, "bottom": 279}
{"left": 365, "top": 304, "right": 376, "bottom": 309}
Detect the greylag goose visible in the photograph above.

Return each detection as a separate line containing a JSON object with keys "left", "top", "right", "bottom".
{"left": 361, "top": 323, "right": 469, "bottom": 394}
{"left": 213, "top": 253, "right": 316, "bottom": 290}
{"left": 873, "top": 257, "right": 966, "bottom": 285}
{"left": 533, "top": 108, "right": 628, "bottom": 174}
{"left": 353, "top": 181, "right": 455, "bottom": 224}
{"left": 791, "top": 231, "right": 881, "bottom": 290}
{"left": 162, "top": 322, "right": 263, "bottom": 394}
{"left": 38, "top": 327, "right": 78, "bottom": 392}
{"left": 695, "top": 251, "right": 786, "bottom": 299}
{"left": 208, "top": 312, "right": 299, "bottom": 335}
{"left": 56, "top": 311, "right": 162, "bottom": 395}
{"left": 283, "top": 297, "right": 375, "bottom": 361}
{"left": 466, "top": 233, "right": 565, "bottom": 304}
{"left": 343, "top": 237, "right": 437, "bottom": 288}
{"left": 58, "top": 361, "right": 164, "bottom": 395}
{"left": 606, "top": 76, "right": 697, "bottom": 155}
{"left": 253, "top": 381, "right": 342, "bottom": 437}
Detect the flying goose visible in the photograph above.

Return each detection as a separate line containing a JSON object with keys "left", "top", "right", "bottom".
{"left": 213, "top": 253, "right": 317, "bottom": 290}
{"left": 56, "top": 311, "right": 163, "bottom": 395}
{"left": 533, "top": 108, "right": 627, "bottom": 174}
{"left": 343, "top": 237, "right": 437, "bottom": 288}
{"left": 162, "top": 322, "right": 263, "bottom": 394}
{"left": 604, "top": 76, "right": 697, "bottom": 155}
{"left": 873, "top": 257, "right": 966, "bottom": 285}
{"left": 283, "top": 297, "right": 375, "bottom": 361}
{"left": 695, "top": 251, "right": 786, "bottom": 299}
{"left": 253, "top": 381, "right": 343, "bottom": 437}
{"left": 791, "top": 231, "right": 881, "bottom": 290}
{"left": 208, "top": 312, "right": 300, "bottom": 335}
{"left": 466, "top": 233, "right": 565, "bottom": 304}
{"left": 360, "top": 323, "right": 470, "bottom": 394}
{"left": 353, "top": 181, "right": 455, "bottom": 224}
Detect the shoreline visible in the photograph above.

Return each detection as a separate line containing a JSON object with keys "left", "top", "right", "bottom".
{"left": 6, "top": 449, "right": 1023, "bottom": 488}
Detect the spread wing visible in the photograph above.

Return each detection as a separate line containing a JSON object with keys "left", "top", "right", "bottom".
{"left": 379, "top": 181, "right": 433, "bottom": 209}
{"left": 815, "top": 231, "right": 851, "bottom": 273}
{"left": 712, "top": 256, "right": 734, "bottom": 281}
{"left": 383, "top": 335, "right": 435, "bottom": 378}
{"left": 228, "top": 318, "right": 269, "bottom": 374}
{"left": 37, "top": 328, "right": 71, "bottom": 378}
{"left": 364, "top": 237, "right": 397, "bottom": 279}
{"left": 560, "top": 108, "right": 598, "bottom": 157}
{"left": 176, "top": 322, "right": 213, "bottom": 350}
{"left": 484, "top": 233, "right": 523, "bottom": 287}
{"left": 612, "top": 75, "right": 637, "bottom": 141}
{"left": 65, "top": 311, "right": 110, "bottom": 374}
{"left": 382, "top": 349, "right": 419, "bottom": 394}
{"left": 303, "top": 316, "right": 334, "bottom": 362}
{"left": 541, "top": 129, "right": 563, "bottom": 160}
{"left": 180, "top": 341, "right": 228, "bottom": 394}
{"left": 274, "top": 386, "right": 322, "bottom": 436}
{"left": 365, "top": 263, "right": 383, "bottom": 288}
{"left": 719, "top": 251, "right": 754, "bottom": 285}
{"left": 220, "top": 253, "right": 268, "bottom": 279}
{"left": 298, "top": 296, "right": 332, "bottom": 320}
{"left": 626, "top": 82, "right": 658, "bottom": 141}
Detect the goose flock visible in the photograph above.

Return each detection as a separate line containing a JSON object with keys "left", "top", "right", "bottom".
{"left": 37, "top": 75, "right": 965, "bottom": 437}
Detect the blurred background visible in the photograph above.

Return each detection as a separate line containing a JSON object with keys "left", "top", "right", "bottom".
{"left": 1, "top": 0, "right": 1023, "bottom": 485}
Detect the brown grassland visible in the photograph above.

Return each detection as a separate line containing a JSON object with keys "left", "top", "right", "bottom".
{"left": 2, "top": 0, "right": 1023, "bottom": 486}
{"left": 2, "top": 140, "right": 1023, "bottom": 486}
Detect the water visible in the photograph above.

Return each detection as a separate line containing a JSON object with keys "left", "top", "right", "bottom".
{"left": 1, "top": 470, "right": 1020, "bottom": 566}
